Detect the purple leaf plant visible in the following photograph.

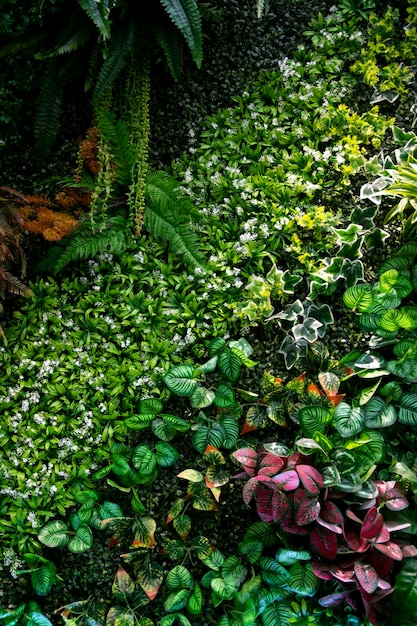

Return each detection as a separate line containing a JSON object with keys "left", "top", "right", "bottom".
{"left": 233, "top": 447, "right": 417, "bottom": 625}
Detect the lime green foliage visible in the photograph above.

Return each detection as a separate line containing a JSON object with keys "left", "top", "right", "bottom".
{"left": 360, "top": 127, "right": 417, "bottom": 237}
{"left": 351, "top": 1, "right": 417, "bottom": 102}
{"left": 172, "top": 8, "right": 394, "bottom": 324}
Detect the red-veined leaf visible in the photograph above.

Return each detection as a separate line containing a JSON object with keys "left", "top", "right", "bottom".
{"left": 361, "top": 507, "right": 384, "bottom": 539}
{"left": 354, "top": 563, "right": 378, "bottom": 594}
{"left": 330, "top": 566, "right": 355, "bottom": 583}
{"left": 271, "top": 490, "right": 289, "bottom": 523}
{"left": 311, "top": 561, "right": 333, "bottom": 581}
{"left": 310, "top": 526, "right": 337, "bottom": 560}
{"left": 296, "top": 464, "right": 323, "bottom": 495}
{"left": 373, "top": 541, "right": 403, "bottom": 561}
{"left": 259, "top": 453, "right": 285, "bottom": 476}
{"left": 232, "top": 448, "right": 258, "bottom": 476}
{"left": 344, "top": 523, "right": 369, "bottom": 553}
{"left": 272, "top": 470, "right": 299, "bottom": 491}
{"left": 320, "top": 501, "right": 344, "bottom": 526}
{"left": 280, "top": 511, "right": 310, "bottom": 536}
{"left": 294, "top": 491, "right": 320, "bottom": 526}
{"left": 255, "top": 485, "right": 274, "bottom": 523}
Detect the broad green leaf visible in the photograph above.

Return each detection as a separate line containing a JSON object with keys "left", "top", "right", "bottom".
{"left": 287, "top": 562, "right": 319, "bottom": 597}
{"left": 208, "top": 337, "right": 227, "bottom": 357}
{"left": 238, "top": 540, "right": 263, "bottom": 564}
{"left": 398, "top": 393, "right": 417, "bottom": 425}
{"left": 243, "top": 521, "right": 277, "bottom": 547}
{"left": 203, "top": 549, "right": 225, "bottom": 571}
{"left": 155, "top": 441, "right": 179, "bottom": 467}
{"left": 260, "top": 600, "right": 293, "bottom": 626}
{"left": 99, "top": 501, "right": 124, "bottom": 520}
{"left": 218, "top": 349, "right": 242, "bottom": 383}
{"left": 163, "top": 589, "right": 189, "bottom": 612}
{"left": 259, "top": 557, "right": 291, "bottom": 586}
{"left": 213, "top": 383, "right": 235, "bottom": 408}
{"left": 363, "top": 396, "right": 397, "bottom": 428}
{"left": 343, "top": 284, "right": 374, "bottom": 312}
{"left": 379, "top": 269, "right": 413, "bottom": 298}
{"left": 190, "top": 386, "right": 216, "bottom": 408}
{"left": 229, "top": 338, "right": 254, "bottom": 357}
{"left": 298, "top": 405, "right": 332, "bottom": 437}
{"left": 186, "top": 583, "right": 202, "bottom": 615}
{"left": 380, "top": 309, "right": 415, "bottom": 332}
{"left": 163, "top": 365, "right": 198, "bottom": 396}
{"left": 135, "top": 553, "right": 164, "bottom": 600}
{"left": 334, "top": 403, "right": 364, "bottom": 437}
{"left": 26, "top": 613, "right": 53, "bottom": 626}
{"left": 177, "top": 469, "right": 204, "bottom": 482}
{"left": 391, "top": 559, "right": 417, "bottom": 625}
{"left": 166, "top": 565, "right": 194, "bottom": 591}
{"left": 132, "top": 445, "right": 157, "bottom": 476}
{"left": 38, "top": 521, "right": 69, "bottom": 549}
{"left": 388, "top": 359, "right": 417, "bottom": 382}
{"left": 30, "top": 561, "right": 56, "bottom": 596}
{"left": 124, "top": 414, "right": 154, "bottom": 431}
{"left": 139, "top": 398, "right": 163, "bottom": 415}
{"left": 68, "top": 525, "right": 93, "bottom": 553}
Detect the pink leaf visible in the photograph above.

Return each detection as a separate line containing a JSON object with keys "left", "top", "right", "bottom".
{"left": 255, "top": 485, "right": 274, "bottom": 522}
{"left": 354, "top": 562, "right": 378, "bottom": 594}
{"left": 272, "top": 469, "right": 300, "bottom": 491}
{"left": 271, "top": 489, "right": 289, "bottom": 522}
{"left": 233, "top": 448, "right": 258, "bottom": 476}
{"left": 317, "top": 517, "right": 343, "bottom": 534}
{"left": 384, "top": 521, "right": 411, "bottom": 532}
{"left": 373, "top": 525, "right": 390, "bottom": 544}
{"left": 344, "top": 523, "right": 369, "bottom": 553}
{"left": 330, "top": 566, "right": 355, "bottom": 583}
{"left": 259, "top": 453, "right": 285, "bottom": 476}
{"left": 361, "top": 507, "right": 384, "bottom": 540}
{"left": 377, "top": 578, "right": 392, "bottom": 591}
{"left": 280, "top": 511, "right": 310, "bottom": 535}
{"left": 296, "top": 464, "right": 323, "bottom": 495}
{"left": 294, "top": 489, "right": 321, "bottom": 526}
{"left": 375, "top": 480, "right": 387, "bottom": 499}
{"left": 242, "top": 478, "right": 258, "bottom": 505}
{"left": 346, "top": 508, "right": 363, "bottom": 525}
{"left": 311, "top": 561, "right": 333, "bottom": 580}
{"left": 373, "top": 541, "right": 403, "bottom": 561}
{"left": 401, "top": 544, "right": 417, "bottom": 558}
{"left": 286, "top": 451, "right": 309, "bottom": 468}
{"left": 310, "top": 525, "right": 338, "bottom": 560}
{"left": 320, "top": 500, "right": 344, "bottom": 526}
{"left": 383, "top": 483, "right": 409, "bottom": 511}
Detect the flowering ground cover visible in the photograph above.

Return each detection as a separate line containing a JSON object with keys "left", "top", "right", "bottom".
{"left": 1, "top": 1, "right": 417, "bottom": 625}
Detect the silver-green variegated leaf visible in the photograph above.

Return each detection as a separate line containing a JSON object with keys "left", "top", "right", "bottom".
{"left": 166, "top": 565, "right": 194, "bottom": 591}
{"left": 155, "top": 441, "right": 179, "bottom": 467}
{"left": 334, "top": 403, "right": 364, "bottom": 437}
{"left": 363, "top": 396, "right": 397, "bottom": 428}
{"left": 68, "top": 525, "right": 93, "bottom": 553}
{"left": 190, "top": 386, "right": 216, "bottom": 408}
{"left": 287, "top": 562, "right": 319, "bottom": 597}
{"left": 38, "top": 521, "right": 69, "bottom": 549}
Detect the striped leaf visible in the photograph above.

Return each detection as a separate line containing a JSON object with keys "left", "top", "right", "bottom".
{"left": 163, "top": 365, "right": 197, "bottom": 396}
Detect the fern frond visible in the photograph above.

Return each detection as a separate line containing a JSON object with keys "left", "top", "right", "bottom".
{"left": 48, "top": 21, "right": 92, "bottom": 57}
{"left": 159, "top": 0, "right": 202, "bottom": 68}
{"left": 34, "top": 60, "right": 63, "bottom": 163}
{"left": 97, "top": 112, "right": 136, "bottom": 187}
{"left": 36, "top": 215, "right": 130, "bottom": 274}
{"left": 77, "top": 0, "right": 111, "bottom": 39}
{"left": 152, "top": 22, "right": 182, "bottom": 79}
{"left": 93, "top": 20, "right": 137, "bottom": 102}
{"left": 256, "top": 0, "right": 269, "bottom": 18}
{"left": 0, "top": 186, "right": 27, "bottom": 204}
{"left": 145, "top": 171, "right": 202, "bottom": 221}
{"left": 144, "top": 171, "right": 206, "bottom": 268}
{"left": 0, "top": 30, "right": 48, "bottom": 58}
{"left": 0, "top": 269, "right": 30, "bottom": 298}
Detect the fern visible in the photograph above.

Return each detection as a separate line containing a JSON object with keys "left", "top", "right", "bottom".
{"left": 256, "top": 0, "right": 270, "bottom": 18}
{"left": 77, "top": 0, "right": 111, "bottom": 40}
{"left": 47, "top": 21, "right": 92, "bottom": 57}
{"left": 152, "top": 21, "right": 183, "bottom": 79}
{"left": 144, "top": 171, "right": 206, "bottom": 268}
{"left": 34, "top": 60, "right": 63, "bottom": 164}
{"left": 97, "top": 112, "right": 136, "bottom": 187}
{"left": 36, "top": 215, "right": 130, "bottom": 275}
{"left": 93, "top": 20, "right": 137, "bottom": 102}
{"left": 159, "top": 0, "right": 202, "bottom": 68}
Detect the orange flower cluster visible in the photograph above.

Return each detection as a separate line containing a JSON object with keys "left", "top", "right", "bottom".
{"left": 18, "top": 204, "right": 79, "bottom": 242}
{"left": 78, "top": 127, "right": 100, "bottom": 176}
{"left": 17, "top": 186, "right": 91, "bottom": 242}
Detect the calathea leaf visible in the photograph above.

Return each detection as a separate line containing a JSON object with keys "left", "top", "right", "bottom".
{"left": 334, "top": 403, "right": 364, "bottom": 437}
{"left": 163, "top": 365, "right": 198, "bottom": 396}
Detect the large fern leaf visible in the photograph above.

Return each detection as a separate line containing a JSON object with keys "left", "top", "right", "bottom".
{"left": 34, "top": 60, "right": 63, "bottom": 164}
{"left": 97, "top": 112, "right": 136, "bottom": 187}
{"left": 36, "top": 215, "right": 130, "bottom": 274}
{"left": 144, "top": 171, "right": 205, "bottom": 268}
{"left": 152, "top": 21, "right": 182, "bottom": 79}
{"left": 159, "top": 0, "right": 202, "bottom": 68}
{"left": 77, "top": 0, "right": 111, "bottom": 39}
{"left": 93, "top": 20, "right": 137, "bottom": 101}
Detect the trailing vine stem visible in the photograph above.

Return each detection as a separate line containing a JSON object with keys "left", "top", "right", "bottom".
{"left": 124, "top": 53, "right": 151, "bottom": 237}
{"left": 90, "top": 93, "right": 115, "bottom": 232}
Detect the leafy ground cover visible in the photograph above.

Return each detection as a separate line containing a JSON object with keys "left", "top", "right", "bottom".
{"left": 2, "top": 0, "right": 417, "bottom": 625}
